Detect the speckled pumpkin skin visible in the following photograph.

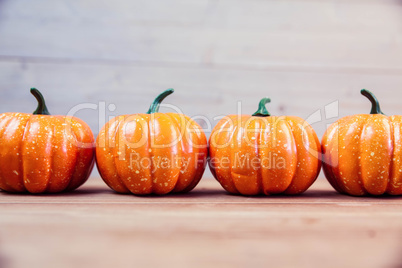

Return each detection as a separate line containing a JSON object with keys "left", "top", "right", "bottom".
{"left": 0, "top": 113, "right": 95, "bottom": 193}
{"left": 322, "top": 114, "right": 402, "bottom": 196}
{"left": 209, "top": 115, "right": 321, "bottom": 195}
{"left": 96, "top": 113, "right": 208, "bottom": 195}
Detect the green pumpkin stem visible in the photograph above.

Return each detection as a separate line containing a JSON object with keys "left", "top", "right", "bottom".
{"left": 31, "top": 88, "right": 50, "bottom": 115}
{"left": 360, "top": 89, "right": 384, "bottom": 115}
{"left": 146, "top": 88, "right": 174, "bottom": 114}
{"left": 252, "top": 97, "right": 271, "bottom": 117}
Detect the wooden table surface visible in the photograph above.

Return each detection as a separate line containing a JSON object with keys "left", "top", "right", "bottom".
{"left": 0, "top": 177, "right": 402, "bottom": 268}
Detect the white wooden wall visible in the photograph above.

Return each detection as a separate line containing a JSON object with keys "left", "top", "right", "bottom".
{"left": 0, "top": 0, "right": 401, "bottom": 139}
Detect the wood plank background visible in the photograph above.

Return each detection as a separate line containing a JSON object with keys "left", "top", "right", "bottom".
{"left": 0, "top": 0, "right": 402, "bottom": 139}
{"left": 1, "top": 178, "right": 402, "bottom": 268}
{"left": 1, "top": 1, "right": 402, "bottom": 267}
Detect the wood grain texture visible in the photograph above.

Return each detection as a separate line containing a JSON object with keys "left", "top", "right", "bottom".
{"left": 0, "top": 60, "right": 401, "bottom": 139}
{"left": 0, "top": 0, "right": 401, "bottom": 68}
{"left": 0, "top": 177, "right": 402, "bottom": 268}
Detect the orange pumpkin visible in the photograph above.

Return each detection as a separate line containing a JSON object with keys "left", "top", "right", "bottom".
{"left": 96, "top": 89, "right": 208, "bottom": 195}
{"left": 0, "top": 88, "right": 95, "bottom": 193}
{"left": 322, "top": 89, "right": 402, "bottom": 196}
{"left": 209, "top": 97, "right": 321, "bottom": 195}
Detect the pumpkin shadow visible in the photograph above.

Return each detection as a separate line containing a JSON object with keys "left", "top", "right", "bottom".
{"left": 167, "top": 189, "right": 226, "bottom": 198}
{"left": 0, "top": 187, "right": 111, "bottom": 197}
{"left": 221, "top": 189, "right": 340, "bottom": 199}
{"left": 111, "top": 188, "right": 345, "bottom": 199}
{"left": 112, "top": 188, "right": 226, "bottom": 198}
{"left": 320, "top": 191, "right": 402, "bottom": 200}
{"left": 221, "top": 189, "right": 402, "bottom": 200}
{"left": 46, "top": 187, "right": 112, "bottom": 197}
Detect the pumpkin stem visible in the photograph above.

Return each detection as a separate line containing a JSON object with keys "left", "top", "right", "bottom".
{"left": 31, "top": 88, "right": 50, "bottom": 115}
{"left": 146, "top": 88, "right": 174, "bottom": 114}
{"left": 360, "top": 89, "right": 384, "bottom": 115}
{"left": 252, "top": 97, "right": 271, "bottom": 117}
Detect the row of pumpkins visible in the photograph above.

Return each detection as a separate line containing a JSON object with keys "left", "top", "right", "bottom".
{"left": 0, "top": 88, "right": 399, "bottom": 196}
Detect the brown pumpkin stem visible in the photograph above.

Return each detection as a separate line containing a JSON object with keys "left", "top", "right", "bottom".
{"left": 252, "top": 97, "right": 271, "bottom": 117}
{"left": 360, "top": 89, "right": 384, "bottom": 115}
{"left": 31, "top": 88, "right": 50, "bottom": 115}
{"left": 146, "top": 89, "right": 174, "bottom": 114}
